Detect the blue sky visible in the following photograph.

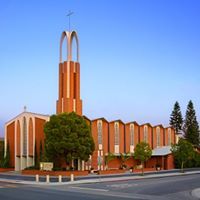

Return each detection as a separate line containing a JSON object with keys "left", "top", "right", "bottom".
{"left": 0, "top": 0, "right": 200, "bottom": 137}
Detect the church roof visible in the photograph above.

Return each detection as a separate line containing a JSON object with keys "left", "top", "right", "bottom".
{"left": 152, "top": 146, "right": 172, "bottom": 156}
{"left": 126, "top": 121, "right": 139, "bottom": 126}
{"left": 140, "top": 123, "right": 152, "bottom": 127}
{"left": 109, "top": 119, "right": 125, "bottom": 124}
{"left": 5, "top": 111, "right": 49, "bottom": 125}
{"left": 153, "top": 124, "right": 164, "bottom": 128}
{"left": 92, "top": 117, "right": 109, "bottom": 123}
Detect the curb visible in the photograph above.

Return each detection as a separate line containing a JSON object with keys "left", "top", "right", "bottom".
{"left": 1, "top": 171, "right": 200, "bottom": 186}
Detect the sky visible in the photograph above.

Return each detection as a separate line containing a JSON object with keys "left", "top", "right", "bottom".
{"left": 0, "top": 0, "right": 200, "bottom": 137}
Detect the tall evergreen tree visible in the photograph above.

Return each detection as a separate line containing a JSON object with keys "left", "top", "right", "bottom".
{"left": 183, "top": 100, "right": 200, "bottom": 146}
{"left": 170, "top": 101, "right": 183, "bottom": 134}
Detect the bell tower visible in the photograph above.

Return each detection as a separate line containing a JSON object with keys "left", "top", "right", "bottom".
{"left": 56, "top": 31, "right": 82, "bottom": 115}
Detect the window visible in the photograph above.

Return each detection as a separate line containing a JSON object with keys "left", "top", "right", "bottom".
{"left": 23, "top": 117, "right": 27, "bottom": 156}
{"left": 156, "top": 127, "right": 160, "bottom": 147}
{"left": 168, "top": 128, "right": 171, "bottom": 145}
{"left": 130, "top": 123, "right": 134, "bottom": 145}
{"left": 114, "top": 122, "right": 119, "bottom": 145}
{"left": 97, "top": 120, "right": 103, "bottom": 145}
{"left": 144, "top": 125, "right": 148, "bottom": 143}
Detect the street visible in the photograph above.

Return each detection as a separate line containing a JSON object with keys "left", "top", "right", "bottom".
{"left": 0, "top": 173, "right": 200, "bottom": 200}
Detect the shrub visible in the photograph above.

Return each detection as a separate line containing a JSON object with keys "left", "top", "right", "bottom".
{"left": 52, "top": 167, "right": 62, "bottom": 171}
{"left": 24, "top": 166, "right": 39, "bottom": 170}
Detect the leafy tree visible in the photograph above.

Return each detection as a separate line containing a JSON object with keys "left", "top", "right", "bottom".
{"left": 0, "top": 140, "right": 4, "bottom": 164}
{"left": 34, "top": 141, "right": 39, "bottom": 169}
{"left": 183, "top": 100, "right": 200, "bottom": 146}
{"left": 44, "top": 112, "right": 95, "bottom": 168}
{"left": 171, "top": 138, "right": 194, "bottom": 172}
{"left": 182, "top": 151, "right": 200, "bottom": 168}
{"left": 170, "top": 101, "right": 183, "bottom": 134}
{"left": 39, "top": 140, "right": 44, "bottom": 162}
{"left": 134, "top": 142, "right": 152, "bottom": 175}
{"left": 104, "top": 153, "right": 116, "bottom": 170}
{"left": 1, "top": 143, "right": 10, "bottom": 168}
{"left": 119, "top": 153, "right": 130, "bottom": 169}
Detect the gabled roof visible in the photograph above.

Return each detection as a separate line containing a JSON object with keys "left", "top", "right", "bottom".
{"left": 165, "top": 126, "right": 173, "bottom": 129}
{"left": 92, "top": 117, "right": 108, "bottom": 123}
{"left": 140, "top": 123, "right": 152, "bottom": 127}
{"left": 109, "top": 119, "right": 125, "bottom": 124}
{"left": 83, "top": 115, "right": 91, "bottom": 122}
{"left": 152, "top": 146, "right": 172, "bottom": 156}
{"left": 153, "top": 124, "right": 164, "bottom": 128}
{"left": 5, "top": 111, "right": 49, "bottom": 125}
{"left": 126, "top": 121, "right": 139, "bottom": 126}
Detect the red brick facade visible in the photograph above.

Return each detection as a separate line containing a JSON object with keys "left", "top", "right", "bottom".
{"left": 5, "top": 114, "right": 49, "bottom": 170}
{"left": 4, "top": 30, "right": 177, "bottom": 171}
{"left": 88, "top": 119, "right": 176, "bottom": 170}
{"left": 6, "top": 122, "right": 15, "bottom": 167}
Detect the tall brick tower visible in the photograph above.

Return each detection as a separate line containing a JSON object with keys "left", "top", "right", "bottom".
{"left": 56, "top": 31, "right": 82, "bottom": 115}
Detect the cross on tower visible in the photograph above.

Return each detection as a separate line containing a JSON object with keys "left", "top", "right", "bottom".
{"left": 67, "top": 10, "right": 74, "bottom": 32}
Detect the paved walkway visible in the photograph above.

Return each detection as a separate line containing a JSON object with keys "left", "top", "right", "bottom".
{"left": 1, "top": 169, "right": 200, "bottom": 199}
{"left": 1, "top": 169, "right": 200, "bottom": 185}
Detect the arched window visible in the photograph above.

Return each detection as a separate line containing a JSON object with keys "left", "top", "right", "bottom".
{"left": 114, "top": 122, "right": 119, "bottom": 145}
{"left": 156, "top": 127, "right": 160, "bottom": 147}
{"left": 16, "top": 120, "right": 21, "bottom": 156}
{"left": 168, "top": 128, "right": 171, "bottom": 145}
{"left": 23, "top": 117, "right": 27, "bottom": 156}
{"left": 29, "top": 118, "right": 33, "bottom": 156}
{"left": 144, "top": 125, "right": 148, "bottom": 143}
{"left": 97, "top": 120, "right": 103, "bottom": 145}
{"left": 130, "top": 123, "right": 134, "bottom": 145}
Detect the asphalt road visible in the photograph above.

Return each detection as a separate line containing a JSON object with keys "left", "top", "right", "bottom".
{"left": 1, "top": 174, "right": 200, "bottom": 200}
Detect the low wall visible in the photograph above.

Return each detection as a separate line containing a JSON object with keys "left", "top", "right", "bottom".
{"left": 0, "top": 168, "right": 14, "bottom": 172}
{"left": 22, "top": 170, "right": 88, "bottom": 176}
{"left": 98, "top": 169, "right": 126, "bottom": 175}
{"left": 133, "top": 168, "right": 156, "bottom": 173}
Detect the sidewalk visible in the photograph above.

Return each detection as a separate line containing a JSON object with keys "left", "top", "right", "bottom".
{"left": 1, "top": 169, "right": 200, "bottom": 186}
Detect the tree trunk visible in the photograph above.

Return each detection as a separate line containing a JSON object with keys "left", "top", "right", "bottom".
{"left": 141, "top": 161, "right": 144, "bottom": 176}
{"left": 181, "top": 162, "right": 184, "bottom": 173}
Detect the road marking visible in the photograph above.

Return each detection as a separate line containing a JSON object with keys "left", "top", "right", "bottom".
{"left": 0, "top": 184, "right": 18, "bottom": 189}
{"left": 107, "top": 183, "right": 138, "bottom": 188}
{"left": 5, "top": 184, "right": 17, "bottom": 188}
{"left": 69, "top": 186, "right": 109, "bottom": 192}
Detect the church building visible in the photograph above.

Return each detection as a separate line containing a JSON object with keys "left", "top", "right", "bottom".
{"left": 4, "top": 30, "right": 176, "bottom": 171}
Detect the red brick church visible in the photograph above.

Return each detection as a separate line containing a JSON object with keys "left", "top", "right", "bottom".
{"left": 5, "top": 30, "right": 177, "bottom": 171}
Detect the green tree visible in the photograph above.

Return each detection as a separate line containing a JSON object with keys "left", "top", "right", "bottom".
{"left": 1, "top": 143, "right": 10, "bottom": 168}
{"left": 134, "top": 142, "right": 152, "bottom": 176}
{"left": 183, "top": 100, "right": 200, "bottom": 146}
{"left": 44, "top": 112, "right": 95, "bottom": 168}
{"left": 119, "top": 153, "right": 130, "bottom": 169}
{"left": 171, "top": 138, "right": 194, "bottom": 172}
{"left": 0, "top": 140, "right": 4, "bottom": 164}
{"left": 39, "top": 140, "right": 44, "bottom": 162}
{"left": 170, "top": 101, "right": 183, "bottom": 134}
{"left": 34, "top": 141, "right": 39, "bottom": 169}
